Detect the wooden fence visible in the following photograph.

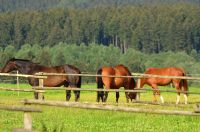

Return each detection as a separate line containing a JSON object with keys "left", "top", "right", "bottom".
{"left": 22, "top": 99, "right": 200, "bottom": 116}
{"left": 0, "top": 105, "right": 42, "bottom": 131}
{"left": 1, "top": 72, "right": 200, "bottom": 100}
{"left": 0, "top": 73, "right": 46, "bottom": 79}
{"left": 1, "top": 72, "right": 200, "bottom": 116}
{"left": 36, "top": 72, "right": 200, "bottom": 80}
{"left": 32, "top": 72, "right": 200, "bottom": 100}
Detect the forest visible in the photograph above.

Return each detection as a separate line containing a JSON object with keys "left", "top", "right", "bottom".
{"left": 0, "top": 1, "right": 200, "bottom": 79}
{"left": 1, "top": 0, "right": 200, "bottom": 12}
{"left": 0, "top": 4, "right": 200, "bottom": 53}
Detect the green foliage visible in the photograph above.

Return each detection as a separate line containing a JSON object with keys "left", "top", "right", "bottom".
{"left": 0, "top": 4, "right": 200, "bottom": 54}
{"left": 0, "top": 43, "right": 200, "bottom": 81}
{"left": 1, "top": 0, "right": 200, "bottom": 12}
{"left": 120, "top": 48, "right": 146, "bottom": 72}
{"left": 15, "top": 44, "right": 33, "bottom": 59}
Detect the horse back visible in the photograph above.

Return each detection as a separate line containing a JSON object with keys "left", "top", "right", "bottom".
{"left": 143, "top": 67, "right": 186, "bottom": 85}
{"left": 63, "top": 64, "right": 81, "bottom": 87}
{"left": 114, "top": 65, "right": 134, "bottom": 88}
{"left": 145, "top": 67, "right": 185, "bottom": 76}
{"left": 115, "top": 64, "right": 132, "bottom": 76}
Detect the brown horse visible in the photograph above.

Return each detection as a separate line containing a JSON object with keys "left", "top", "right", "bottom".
{"left": 137, "top": 67, "right": 188, "bottom": 104}
{"left": 96, "top": 64, "right": 137, "bottom": 103}
{"left": 1, "top": 58, "right": 81, "bottom": 101}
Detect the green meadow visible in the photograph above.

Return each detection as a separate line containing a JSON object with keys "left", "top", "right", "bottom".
{"left": 0, "top": 83, "right": 200, "bottom": 132}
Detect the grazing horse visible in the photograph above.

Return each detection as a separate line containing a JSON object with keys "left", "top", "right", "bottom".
{"left": 1, "top": 58, "right": 81, "bottom": 101}
{"left": 137, "top": 67, "right": 188, "bottom": 104}
{"left": 96, "top": 64, "right": 137, "bottom": 103}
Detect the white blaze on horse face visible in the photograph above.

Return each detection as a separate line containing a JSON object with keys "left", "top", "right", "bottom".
{"left": 184, "top": 94, "right": 188, "bottom": 105}
{"left": 160, "top": 95, "right": 164, "bottom": 104}
{"left": 176, "top": 95, "right": 180, "bottom": 105}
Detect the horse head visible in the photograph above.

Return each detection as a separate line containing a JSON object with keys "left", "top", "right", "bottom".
{"left": 128, "top": 78, "right": 137, "bottom": 100}
{"left": 1, "top": 58, "right": 19, "bottom": 73}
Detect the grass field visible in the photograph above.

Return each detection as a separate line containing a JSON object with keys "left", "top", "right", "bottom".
{"left": 0, "top": 83, "right": 200, "bottom": 132}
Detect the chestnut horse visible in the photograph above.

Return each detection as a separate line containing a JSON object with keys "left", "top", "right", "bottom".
{"left": 1, "top": 58, "right": 81, "bottom": 101}
{"left": 96, "top": 64, "right": 137, "bottom": 103}
{"left": 137, "top": 67, "right": 188, "bottom": 104}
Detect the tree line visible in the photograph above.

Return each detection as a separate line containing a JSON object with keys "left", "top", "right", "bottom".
{"left": 0, "top": 4, "right": 200, "bottom": 54}
{"left": 1, "top": 0, "right": 200, "bottom": 12}
{"left": 0, "top": 43, "right": 199, "bottom": 73}
{"left": 1, "top": 43, "right": 200, "bottom": 84}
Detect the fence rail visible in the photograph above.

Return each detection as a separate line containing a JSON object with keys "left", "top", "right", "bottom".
{"left": 0, "top": 87, "right": 36, "bottom": 92}
{"left": 22, "top": 99, "right": 200, "bottom": 116}
{"left": 0, "top": 105, "right": 42, "bottom": 112}
{"left": 0, "top": 105, "right": 42, "bottom": 131}
{"left": 32, "top": 87, "right": 145, "bottom": 93}
{"left": 0, "top": 73, "right": 47, "bottom": 79}
{"left": 35, "top": 72, "right": 200, "bottom": 80}
{"left": 32, "top": 87, "right": 200, "bottom": 95}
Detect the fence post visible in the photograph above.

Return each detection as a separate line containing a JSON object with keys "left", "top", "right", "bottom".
{"left": 136, "top": 78, "right": 141, "bottom": 100}
{"left": 38, "top": 78, "right": 44, "bottom": 100}
{"left": 17, "top": 70, "right": 19, "bottom": 96}
{"left": 24, "top": 112, "right": 32, "bottom": 130}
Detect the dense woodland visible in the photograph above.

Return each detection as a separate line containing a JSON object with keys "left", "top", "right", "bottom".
{"left": 1, "top": 0, "right": 200, "bottom": 12}
{"left": 0, "top": 4, "right": 200, "bottom": 53}
{"left": 0, "top": 1, "right": 200, "bottom": 80}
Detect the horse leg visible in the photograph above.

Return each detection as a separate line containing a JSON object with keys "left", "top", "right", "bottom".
{"left": 97, "top": 91, "right": 104, "bottom": 102}
{"left": 182, "top": 80, "right": 188, "bottom": 105}
{"left": 66, "top": 90, "right": 71, "bottom": 101}
{"left": 63, "top": 82, "right": 71, "bottom": 101}
{"left": 152, "top": 84, "right": 164, "bottom": 104}
{"left": 125, "top": 92, "right": 129, "bottom": 103}
{"left": 157, "top": 90, "right": 164, "bottom": 104}
{"left": 74, "top": 90, "right": 80, "bottom": 102}
{"left": 176, "top": 92, "right": 181, "bottom": 105}
{"left": 96, "top": 92, "right": 100, "bottom": 102}
{"left": 116, "top": 92, "right": 119, "bottom": 103}
{"left": 73, "top": 87, "right": 80, "bottom": 102}
{"left": 103, "top": 91, "right": 109, "bottom": 102}
{"left": 184, "top": 94, "right": 188, "bottom": 105}
{"left": 34, "top": 92, "right": 38, "bottom": 100}
{"left": 174, "top": 81, "right": 181, "bottom": 105}
{"left": 151, "top": 85, "right": 157, "bottom": 103}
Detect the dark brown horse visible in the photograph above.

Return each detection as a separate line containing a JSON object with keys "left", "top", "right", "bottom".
{"left": 96, "top": 64, "right": 137, "bottom": 103}
{"left": 137, "top": 67, "right": 188, "bottom": 104}
{"left": 1, "top": 58, "right": 81, "bottom": 101}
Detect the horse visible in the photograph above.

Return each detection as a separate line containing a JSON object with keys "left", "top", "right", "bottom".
{"left": 96, "top": 64, "right": 137, "bottom": 103}
{"left": 1, "top": 58, "right": 81, "bottom": 101}
{"left": 137, "top": 67, "right": 188, "bottom": 104}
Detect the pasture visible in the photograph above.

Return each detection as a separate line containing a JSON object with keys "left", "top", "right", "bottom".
{"left": 0, "top": 83, "right": 200, "bottom": 132}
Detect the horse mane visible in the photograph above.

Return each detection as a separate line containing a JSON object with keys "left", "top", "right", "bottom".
{"left": 9, "top": 58, "right": 38, "bottom": 64}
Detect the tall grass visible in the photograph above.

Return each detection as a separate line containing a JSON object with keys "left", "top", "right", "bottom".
{"left": 0, "top": 83, "right": 200, "bottom": 131}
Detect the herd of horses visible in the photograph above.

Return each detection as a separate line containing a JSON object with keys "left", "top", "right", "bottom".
{"left": 1, "top": 58, "right": 189, "bottom": 104}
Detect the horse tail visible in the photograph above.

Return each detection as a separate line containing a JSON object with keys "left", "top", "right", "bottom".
{"left": 96, "top": 68, "right": 104, "bottom": 102}
{"left": 77, "top": 71, "right": 82, "bottom": 88}
{"left": 130, "top": 77, "right": 136, "bottom": 89}
{"left": 182, "top": 72, "right": 188, "bottom": 96}
{"left": 97, "top": 68, "right": 103, "bottom": 88}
